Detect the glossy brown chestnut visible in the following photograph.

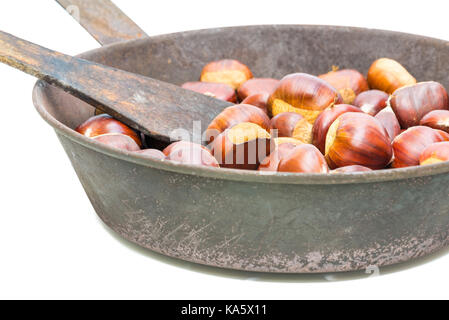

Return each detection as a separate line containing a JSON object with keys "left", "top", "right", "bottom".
{"left": 92, "top": 134, "right": 141, "bottom": 152}
{"left": 267, "top": 73, "right": 343, "bottom": 123}
{"left": 181, "top": 81, "right": 237, "bottom": 103}
{"left": 211, "top": 122, "right": 274, "bottom": 170}
{"left": 389, "top": 81, "right": 449, "bottom": 129}
{"left": 76, "top": 114, "right": 142, "bottom": 147}
{"left": 312, "top": 104, "right": 362, "bottom": 154}
{"left": 367, "top": 58, "right": 417, "bottom": 94}
{"left": 241, "top": 93, "right": 270, "bottom": 114}
{"left": 237, "top": 78, "right": 280, "bottom": 101}
{"left": 206, "top": 104, "right": 271, "bottom": 144}
{"left": 270, "top": 112, "right": 313, "bottom": 143}
{"left": 391, "top": 126, "right": 449, "bottom": 168}
{"left": 278, "top": 144, "right": 329, "bottom": 173}
{"left": 353, "top": 90, "right": 389, "bottom": 116}
{"left": 332, "top": 165, "right": 373, "bottom": 173}
{"left": 419, "top": 142, "right": 449, "bottom": 165}
{"left": 274, "top": 137, "right": 304, "bottom": 146}
{"left": 200, "top": 59, "right": 253, "bottom": 90}
{"left": 258, "top": 142, "right": 297, "bottom": 172}
{"left": 420, "top": 110, "right": 449, "bottom": 133}
{"left": 134, "top": 149, "right": 166, "bottom": 160}
{"left": 163, "top": 141, "right": 219, "bottom": 168}
{"left": 318, "top": 69, "right": 369, "bottom": 104}
{"left": 325, "top": 112, "right": 393, "bottom": 169}
{"left": 375, "top": 106, "right": 401, "bottom": 142}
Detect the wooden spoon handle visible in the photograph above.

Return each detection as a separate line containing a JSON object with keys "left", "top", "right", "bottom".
{"left": 55, "top": 0, "right": 147, "bottom": 45}
{"left": 0, "top": 31, "right": 232, "bottom": 141}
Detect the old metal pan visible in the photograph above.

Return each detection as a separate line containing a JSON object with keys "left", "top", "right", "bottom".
{"left": 31, "top": 1, "right": 449, "bottom": 273}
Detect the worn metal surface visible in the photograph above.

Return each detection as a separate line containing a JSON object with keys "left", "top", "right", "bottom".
{"left": 55, "top": 0, "right": 147, "bottom": 45}
{"left": 32, "top": 25, "right": 449, "bottom": 273}
{"left": 0, "top": 31, "right": 232, "bottom": 142}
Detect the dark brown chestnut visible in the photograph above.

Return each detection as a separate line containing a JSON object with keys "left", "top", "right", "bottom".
{"left": 163, "top": 141, "right": 219, "bottom": 168}
{"left": 319, "top": 69, "right": 369, "bottom": 104}
{"left": 391, "top": 126, "right": 449, "bottom": 168}
{"left": 420, "top": 142, "right": 449, "bottom": 165}
{"left": 181, "top": 81, "right": 237, "bottom": 103}
{"left": 325, "top": 112, "right": 393, "bottom": 170}
{"left": 374, "top": 106, "right": 401, "bottom": 142}
{"left": 353, "top": 90, "right": 389, "bottom": 116}
{"left": 367, "top": 58, "right": 416, "bottom": 94}
{"left": 258, "top": 142, "right": 297, "bottom": 172}
{"left": 200, "top": 59, "right": 253, "bottom": 90}
{"left": 420, "top": 110, "right": 449, "bottom": 133}
{"left": 312, "top": 104, "right": 363, "bottom": 154}
{"left": 267, "top": 73, "right": 343, "bottom": 123}
{"left": 241, "top": 93, "right": 270, "bottom": 114}
{"left": 76, "top": 114, "right": 142, "bottom": 147}
{"left": 206, "top": 104, "right": 271, "bottom": 144}
{"left": 278, "top": 144, "right": 329, "bottom": 173}
{"left": 211, "top": 122, "right": 274, "bottom": 170}
{"left": 237, "top": 78, "right": 280, "bottom": 101}
{"left": 389, "top": 81, "right": 449, "bottom": 129}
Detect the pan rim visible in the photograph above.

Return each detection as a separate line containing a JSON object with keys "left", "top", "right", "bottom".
{"left": 32, "top": 24, "right": 449, "bottom": 185}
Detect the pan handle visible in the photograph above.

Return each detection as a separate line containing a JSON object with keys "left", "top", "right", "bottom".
{"left": 55, "top": 0, "right": 148, "bottom": 46}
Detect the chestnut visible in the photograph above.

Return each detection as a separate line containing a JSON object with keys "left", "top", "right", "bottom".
{"left": 392, "top": 126, "right": 449, "bottom": 168}
{"left": 353, "top": 90, "right": 389, "bottom": 116}
{"left": 206, "top": 104, "right": 271, "bottom": 144}
{"left": 200, "top": 59, "right": 253, "bottom": 90}
{"left": 181, "top": 81, "right": 237, "bottom": 103}
{"left": 374, "top": 106, "right": 401, "bottom": 142}
{"left": 367, "top": 58, "right": 417, "bottom": 94}
{"left": 267, "top": 73, "right": 343, "bottom": 123}
{"left": 325, "top": 112, "right": 393, "bottom": 170}
{"left": 270, "top": 112, "right": 313, "bottom": 144}
{"left": 76, "top": 114, "right": 142, "bottom": 147}
{"left": 258, "top": 142, "right": 297, "bottom": 172}
{"left": 92, "top": 134, "right": 141, "bottom": 152}
{"left": 420, "top": 142, "right": 449, "bottom": 165}
{"left": 163, "top": 141, "right": 219, "bottom": 168}
{"left": 319, "top": 69, "right": 369, "bottom": 104}
{"left": 211, "top": 122, "right": 274, "bottom": 170}
{"left": 237, "top": 78, "right": 280, "bottom": 101}
{"left": 134, "top": 149, "right": 166, "bottom": 160}
{"left": 420, "top": 110, "right": 449, "bottom": 133}
{"left": 332, "top": 165, "right": 373, "bottom": 173}
{"left": 389, "top": 81, "right": 449, "bottom": 129}
{"left": 278, "top": 144, "right": 329, "bottom": 173}
{"left": 241, "top": 93, "right": 270, "bottom": 114}
{"left": 312, "top": 104, "right": 362, "bottom": 154}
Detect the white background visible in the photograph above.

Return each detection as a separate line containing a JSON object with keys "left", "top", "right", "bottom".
{"left": 0, "top": 0, "right": 448, "bottom": 300}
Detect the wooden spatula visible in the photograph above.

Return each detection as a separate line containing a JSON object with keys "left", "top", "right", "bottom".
{"left": 0, "top": 31, "right": 233, "bottom": 142}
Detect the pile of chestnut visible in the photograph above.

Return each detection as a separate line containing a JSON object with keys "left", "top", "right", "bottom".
{"left": 75, "top": 57, "right": 449, "bottom": 173}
